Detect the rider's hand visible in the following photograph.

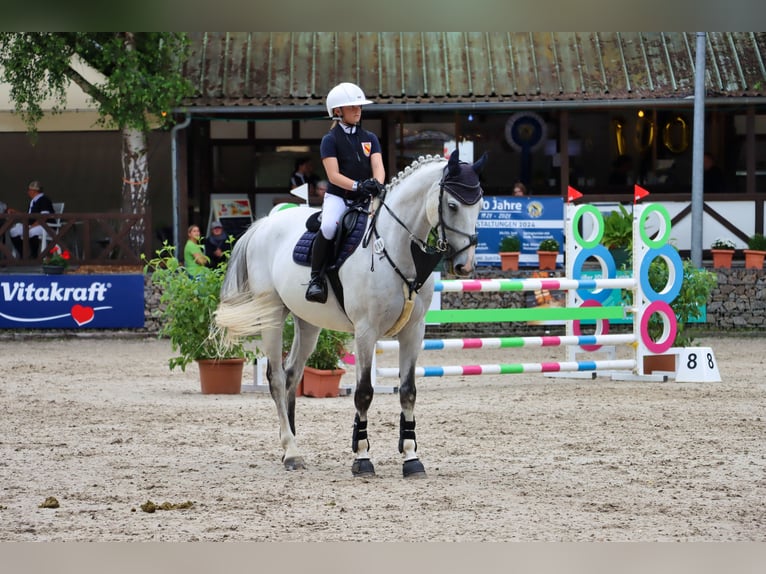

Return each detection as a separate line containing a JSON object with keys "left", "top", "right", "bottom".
{"left": 359, "top": 178, "right": 384, "bottom": 197}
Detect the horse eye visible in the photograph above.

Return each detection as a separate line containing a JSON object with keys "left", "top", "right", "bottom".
{"left": 447, "top": 201, "right": 458, "bottom": 211}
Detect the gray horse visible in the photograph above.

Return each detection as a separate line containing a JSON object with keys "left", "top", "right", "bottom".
{"left": 216, "top": 150, "right": 486, "bottom": 477}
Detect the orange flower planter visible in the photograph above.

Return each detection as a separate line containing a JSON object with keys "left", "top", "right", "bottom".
{"left": 711, "top": 249, "right": 734, "bottom": 269}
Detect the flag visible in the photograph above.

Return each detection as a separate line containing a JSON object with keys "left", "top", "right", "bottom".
{"left": 634, "top": 185, "right": 651, "bottom": 202}
{"left": 567, "top": 186, "right": 583, "bottom": 202}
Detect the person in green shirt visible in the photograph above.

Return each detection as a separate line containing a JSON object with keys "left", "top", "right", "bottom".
{"left": 184, "top": 224, "right": 209, "bottom": 275}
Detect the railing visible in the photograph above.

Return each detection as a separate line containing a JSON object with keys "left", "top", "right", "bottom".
{"left": 0, "top": 211, "right": 152, "bottom": 266}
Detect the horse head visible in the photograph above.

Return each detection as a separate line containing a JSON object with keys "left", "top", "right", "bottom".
{"left": 426, "top": 150, "right": 486, "bottom": 276}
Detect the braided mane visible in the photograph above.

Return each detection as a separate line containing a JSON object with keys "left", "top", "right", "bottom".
{"left": 386, "top": 154, "right": 444, "bottom": 192}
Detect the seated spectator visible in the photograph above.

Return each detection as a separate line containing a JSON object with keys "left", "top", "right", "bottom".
{"left": 8, "top": 180, "right": 55, "bottom": 258}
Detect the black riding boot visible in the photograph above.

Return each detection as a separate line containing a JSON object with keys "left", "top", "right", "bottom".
{"left": 305, "top": 234, "right": 332, "bottom": 303}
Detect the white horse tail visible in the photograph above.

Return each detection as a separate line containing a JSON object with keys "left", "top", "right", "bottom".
{"left": 216, "top": 221, "right": 281, "bottom": 340}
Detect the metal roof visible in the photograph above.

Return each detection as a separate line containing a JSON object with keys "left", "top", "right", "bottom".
{"left": 182, "top": 32, "right": 766, "bottom": 110}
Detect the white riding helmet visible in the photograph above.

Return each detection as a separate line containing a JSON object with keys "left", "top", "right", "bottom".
{"left": 326, "top": 82, "right": 372, "bottom": 119}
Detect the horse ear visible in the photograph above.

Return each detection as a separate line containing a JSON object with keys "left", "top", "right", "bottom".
{"left": 472, "top": 152, "right": 488, "bottom": 176}
{"left": 447, "top": 149, "right": 461, "bottom": 177}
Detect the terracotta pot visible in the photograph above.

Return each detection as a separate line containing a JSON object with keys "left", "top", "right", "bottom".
{"left": 743, "top": 249, "right": 766, "bottom": 269}
{"left": 537, "top": 250, "right": 558, "bottom": 270}
{"left": 196, "top": 358, "right": 245, "bottom": 394}
{"left": 711, "top": 249, "right": 734, "bottom": 269}
{"left": 499, "top": 251, "right": 519, "bottom": 271}
{"left": 302, "top": 366, "right": 345, "bottom": 398}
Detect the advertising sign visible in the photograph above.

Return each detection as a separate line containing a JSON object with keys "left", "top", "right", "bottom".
{"left": 0, "top": 274, "right": 145, "bottom": 329}
{"left": 476, "top": 196, "right": 564, "bottom": 268}
{"left": 208, "top": 194, "right": 254, "bottom": 238}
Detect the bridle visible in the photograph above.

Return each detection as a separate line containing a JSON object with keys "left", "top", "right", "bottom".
{"left": 362, "top": 162, "right": 482, "bottom": 295}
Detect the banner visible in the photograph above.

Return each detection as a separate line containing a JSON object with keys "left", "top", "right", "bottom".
{"left": 0, "top": 274, "right": 145, "bottom": 329}
{"left": 476, "top": 196, "right": 564, "bottom": 268}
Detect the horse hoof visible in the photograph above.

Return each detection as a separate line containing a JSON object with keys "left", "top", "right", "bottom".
{"left": 284, "top": 456, "right": 305, "bottom": 471}
{"left": 351, "top": 458, "right": 375, "bottom": 477}
{"left": 402, "top": 459, "right": 426, "bottom": 478}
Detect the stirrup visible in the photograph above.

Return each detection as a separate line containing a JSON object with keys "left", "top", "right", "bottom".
{"left": 305, "top": 278, "right": 327, "bottom": 303}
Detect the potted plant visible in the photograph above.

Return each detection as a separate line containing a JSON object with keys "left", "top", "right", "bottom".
{"left": 498, "top": 234, "right": 521, "bottom": 271}
{"left": 744, "top": 233, "right": 766, "bottom": 269}
{"left": 537, "top": 237, "right": 560, "bottom": 270}
{"left": 602, "top": 204, "right": 633, "bottom": 269}
{"left": 143, "top": 242, "right": 255, "bottom": 394}
{"left": 42, "top": 245, "right": 72, "bottom": 275}
{"left": 710, "top": 237, "right": 736, "bottom": 268}
{"left": 282, "top": 316, "right": 353, "bottom": 398}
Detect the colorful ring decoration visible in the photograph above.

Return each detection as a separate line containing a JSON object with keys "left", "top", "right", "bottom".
{"left": 639, "top": 244, "right": 684, "bottom": 303}
{"left": 572, "top": 245, "right": 616, "bottom": 303}
{"left": 639, "top": 203, "right": 672, "bottom": 248}
{"left": 572, "top": 300, "right": 610, "bottom": 351}
{"left": 572, "top": 205, "right": 604, "bottom": 248}
{"left": 639, "top": 300, "right": 677, "bottom": 354}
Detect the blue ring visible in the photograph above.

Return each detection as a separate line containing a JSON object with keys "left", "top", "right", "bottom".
{"left": 639, "top": 245, "right": 684, "bottom": 303}
{"left": 572, "top": 245, "right": 616, "bottom": 303}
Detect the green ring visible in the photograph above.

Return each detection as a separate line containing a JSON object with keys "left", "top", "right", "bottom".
{"left": 639, "top": 204, "right": 671, "bottom": 248}
{"left": 572, "top": 205, "right": 604, "bottom": 248}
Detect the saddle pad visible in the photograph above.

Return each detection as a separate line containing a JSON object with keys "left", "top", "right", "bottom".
{"left": 293, "top": 209, "right": 369, "bottom": 268}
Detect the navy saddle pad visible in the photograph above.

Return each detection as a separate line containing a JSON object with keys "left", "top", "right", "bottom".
{"left": 293, "top": 208, "right": 369, "bottom": 269}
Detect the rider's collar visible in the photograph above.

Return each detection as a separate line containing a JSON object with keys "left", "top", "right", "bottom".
{"left": 339, "top": 121, "right": 357, "bottom": 134}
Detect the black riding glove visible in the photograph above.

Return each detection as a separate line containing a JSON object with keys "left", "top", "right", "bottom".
{"left": 359, "top": 178, "right": 384, "bottom": 198}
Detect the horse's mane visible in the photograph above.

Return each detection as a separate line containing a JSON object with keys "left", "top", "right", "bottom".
{"left": 386, "top": 154, "right": 444, "bottom": 192}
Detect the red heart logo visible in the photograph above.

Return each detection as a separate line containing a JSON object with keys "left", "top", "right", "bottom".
{"left": 71, "top": 304, "right": 95, "bottom": 326}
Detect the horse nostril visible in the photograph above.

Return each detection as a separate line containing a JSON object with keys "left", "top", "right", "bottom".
{"left": 454, "top": 264, "right": 466, "bottom": 276}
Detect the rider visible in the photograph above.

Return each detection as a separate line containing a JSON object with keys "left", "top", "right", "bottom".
{"left": 305, "top": 82, "right": 386, "bottom": 303}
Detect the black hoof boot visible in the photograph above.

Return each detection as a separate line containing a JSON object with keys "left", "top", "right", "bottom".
{"left": 351, "top": 458, "right": 375, "bottom": 477}
{"left": 402, "top": 459, "right": 426, "bottom": 479}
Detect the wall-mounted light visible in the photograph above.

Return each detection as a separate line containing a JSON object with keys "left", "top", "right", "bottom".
{"left": 637, "top": 109, "right": 645, "bottom": 118}
{"left": 467, "top": 114, "right": 474, "bottom": 122}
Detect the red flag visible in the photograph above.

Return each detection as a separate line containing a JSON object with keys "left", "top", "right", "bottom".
{"left": 634, "top": 185, "right": 651, "bottom": 203}
{"left": 567, "top": 186, "right": 583, "bottom": 203}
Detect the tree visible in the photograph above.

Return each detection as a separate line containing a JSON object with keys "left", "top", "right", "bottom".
{"left": 0, "top": 32, "right": 193, "bottom": 252}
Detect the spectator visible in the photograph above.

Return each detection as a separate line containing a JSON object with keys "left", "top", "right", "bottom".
{"left": 8, "top": 180, "right": 55, "bottom": 258}
{"left": 512, "top": 181, "right": 527, "bottom": 196}
{"left": 204, "top": 221, "right": 229, "bottom": 268}
{"left": 184, "top": 224, "right": 209, "bottom": 275}
{"left": 290, "top": 157, "right": 314, "bottom": 193}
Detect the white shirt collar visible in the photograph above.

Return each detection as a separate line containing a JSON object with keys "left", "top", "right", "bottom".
{"left": 339, "top": 122, "right": 357, "bottom": 134}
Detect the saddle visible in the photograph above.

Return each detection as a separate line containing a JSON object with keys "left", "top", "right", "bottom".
{"left": 292, "top": 205, "right": 369, "bottom": 270}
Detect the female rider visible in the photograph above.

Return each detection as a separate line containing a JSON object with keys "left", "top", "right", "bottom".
{"left": 305, "top": 82, "right": 386, "bottom": 303}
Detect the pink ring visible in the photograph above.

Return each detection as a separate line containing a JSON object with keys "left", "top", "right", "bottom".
{"left": 572, "top": 300, "right": 609, "bottom": 351}
{"left": 639, "top": 301, "right": 677, "bottom": 354}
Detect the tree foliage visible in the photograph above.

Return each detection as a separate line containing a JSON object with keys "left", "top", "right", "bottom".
{"left": 0, "top": 32, "right": 193, "bottom": 133}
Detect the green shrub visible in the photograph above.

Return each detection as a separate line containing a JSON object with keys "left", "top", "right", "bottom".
{"left": 747, "top": 233, "right": 766, "bottom": 251}
{"left": 143, "top": 242, "right": 255, "bottom": 371}
{"left": 538, "top": 238, "right": 559, "bottom": 252}
{"left": 499, "top": 234, "right": 521, "bottom": 252}
{"left": 282, "top": 315, "right": 353, "bottom": 371}
{"left": 602, "top": 204, "right": 633, "bottom": 250}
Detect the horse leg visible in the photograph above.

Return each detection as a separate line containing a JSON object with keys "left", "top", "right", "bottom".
{"left": 350, "top": 332, "right": 375, "bottom": 477}
{"left": 396, "top": 322, "right": 427, "bottom": 479}
{"left": 262, "top": 317, "right": 309, "bottom": 471}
